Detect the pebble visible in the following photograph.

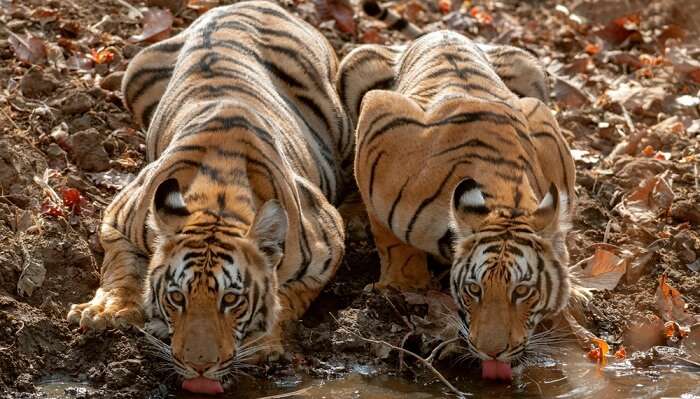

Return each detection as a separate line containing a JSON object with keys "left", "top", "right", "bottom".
{"left": 67, "top": 128, "right": 110, "bottom": 172}
{"left": 100, "top": 71, "right": 124, "bottom": 92}
{"left": 61, "top": 92, "right": 94, "bottom": 115}
{"left": 20, "top": 66, "right": 58, "bottom": 97}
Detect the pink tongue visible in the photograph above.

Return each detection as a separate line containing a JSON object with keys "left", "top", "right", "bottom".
{"left": 481, "top": 360, "right": 513, "bottom": 380}
{"left": 182, "top": 377, "right": 224, "bottom": 394}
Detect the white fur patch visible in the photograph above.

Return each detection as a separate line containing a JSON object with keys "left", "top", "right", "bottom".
{"left": 166, "top": 191, "right": 186, "bottom": 209}
{"left": 459, "top": 188, "right": 485, "bottom": 208}
{"left": 537, "top": 191, "right": 553, "bottom": 210}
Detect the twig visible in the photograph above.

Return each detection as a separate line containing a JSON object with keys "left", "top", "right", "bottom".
{"left": 381, "top": 294, "right": 414, "bottom": 371}
{"left": 602, "top": 219, "right": 612, "bottom": 244}
{"left": 113, "top": 0, "right": 143, "bottom": 18}
{"left": 0, "top": 106, "right": 22, "bottom": 132}
{"left": 339, "top": 325, "right": 470, "bottom": 397}
{"left": 256, "top": 386, "right": 313, "bottom": 399}
{"left": 618, "top": 102, "right": 635, "bottom": 136}
{"left": 524, "top": 373, "right": 544, "bottom": 396}
{"left": 425, "top": 337, "right": 460, "bottom": 364}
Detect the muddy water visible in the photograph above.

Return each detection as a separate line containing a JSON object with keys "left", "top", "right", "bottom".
{"left": 37, "top": 345, "right": 700, "bottom": 399}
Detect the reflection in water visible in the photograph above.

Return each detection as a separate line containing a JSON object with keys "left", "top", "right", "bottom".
{"left": 37, "top": 345, "right": 700, "bottom": 399}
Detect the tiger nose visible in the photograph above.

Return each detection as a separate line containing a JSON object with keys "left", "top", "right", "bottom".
{"left": 190, "top": 361, "right": 217, "bottom": 374}
{"left": 485, "top": 346, "right": 508, "bottom": 359}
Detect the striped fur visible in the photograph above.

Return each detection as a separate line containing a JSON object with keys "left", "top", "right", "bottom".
{"left": 341, "top": 30, "right": 579, "bottom": 364}
{"left": 68, "top": 1, "right": 350, "bottom": 381}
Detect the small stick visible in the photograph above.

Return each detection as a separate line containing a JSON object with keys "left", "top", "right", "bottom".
{"left": 0, "top": 106, "right": 21, "bottom": 132}
{"left": 256, "top": 386, "right": 313, "bottom": 399}
{"left": 114, "top": 0, "right": 143, "bottom": 18}
{"left": 602, "top": 220, "right": 612, "bottom": 244}
{"left": 618, "top": 102, "right": 634, "bottom": 136}
{"left": 339, "top": 326, "right": 470, "bottom": 397}
{"left": 425, "top": 337, "right": 460, "bottom": 364}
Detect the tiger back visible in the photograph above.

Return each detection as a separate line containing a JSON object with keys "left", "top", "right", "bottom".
{"left": 340, "top": 30, "right": 583, "bottom": 370}
{"left": 68, "top": 1, "right": 350, "bottom": 391}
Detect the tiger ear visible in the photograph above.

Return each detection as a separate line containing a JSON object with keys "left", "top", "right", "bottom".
{"left": 531, "top": 183, "right": 560, "bottom": 233}
{"left": 247, "top": 200, "right": 288, "bottom": 269}
{"left": 151, "top": 178, "right": 190, "bottom": 234}
{"left": 450, "top": 178, "right": 490, "bottom": 235}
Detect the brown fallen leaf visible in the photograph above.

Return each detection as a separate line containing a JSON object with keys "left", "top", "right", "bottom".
{"left": 615, "top": 171, "right": 674, "bottom": 224}
{"left": 594, "top": 13, "right": 641, "bottom": 45}
{"left": 622, "top": 314, "right": 665, "bottom": 352}
{"left": 656, "top": 273, "right": 692, "bottom": 324}
{"left": 8, "top": 31, "right": 47, "bottom": 65}
{"left": 129, "top": 8, "right": 174, "bottom": 43}
{"left": 552, "top": 75, "right": 593, "bottom": 108}
{"left": 66, "top": 54, "right": 94, "bottom": 71}
{"left": 30, "top": 7, "right": 59, "bottom": 24}
{"left": 666, "top": 46, "right": 700, "bottom": 84}
{"left": 573, "top": 248, "right": 627, "bottom": 291}
{"left": 605, "top": 83, "right": 668, "bottom": 115}
{"left": 315, "top": 0, "right": 355, "bottom": 35}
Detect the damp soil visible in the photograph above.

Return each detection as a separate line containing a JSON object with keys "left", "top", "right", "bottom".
{"left": 1, "top": 0, "right": 700, "bottom": 398}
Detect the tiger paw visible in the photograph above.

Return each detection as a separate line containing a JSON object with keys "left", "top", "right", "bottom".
{"left": 338, "top": 193, "right": 370, "bottom": 241}
{"left": 67, "top": 288, "right": 144, "bottom": 331}
{"left": 244, "top": 331, "right": 285, "bottom": 364}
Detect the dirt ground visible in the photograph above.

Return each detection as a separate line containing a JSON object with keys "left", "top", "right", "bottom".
{"left": 0, "top": 0, "right": 699, "bottom": 397}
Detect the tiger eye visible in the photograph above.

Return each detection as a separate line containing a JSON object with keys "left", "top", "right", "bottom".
{"left": 515, "top": 285, "right": 530, "bottom": 296}
{"left": 467, "top": 283, "right": 481, "bottom": 296}
{"left": 222, "top": 293, "right": 238, "bottom": 306}
{"left": 169, "top": 291, "right": 185, "bottom": 305}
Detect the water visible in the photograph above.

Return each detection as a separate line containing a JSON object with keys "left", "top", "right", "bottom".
{"left": 36, "top": 345, "right": 700, "bottom": 399}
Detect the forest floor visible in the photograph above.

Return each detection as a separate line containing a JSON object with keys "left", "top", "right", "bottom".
{"left": 0, "top": 0, "right": 699, "bottom": 398}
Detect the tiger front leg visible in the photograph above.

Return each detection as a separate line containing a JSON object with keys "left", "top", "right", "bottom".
{"left": 67, "top": 224, "right": 147, "bottom": 330}
{"left": 368, "top": 212, "right": 431, "bottom": 291}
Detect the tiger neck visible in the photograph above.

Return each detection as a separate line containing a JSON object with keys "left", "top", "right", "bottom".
{"left": 182, "top": 156, "right": 258, "bottom": 232}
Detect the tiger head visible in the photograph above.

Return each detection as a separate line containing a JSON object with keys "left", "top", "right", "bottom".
{"left": 143, "top": 178, "right": 287, "bottom": 381}
{"left": 448, "top": 177, "right": 570, "bottom": 366}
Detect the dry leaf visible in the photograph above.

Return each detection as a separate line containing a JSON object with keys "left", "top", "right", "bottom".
{"left": 588, "top": 338, "right": 610, "bottom": 367}
{"left": 437, "top": 0, "right": 451, "bottom": 14}
{"left": 470, "top": 6, "right": 493, "bottom": 24}
{"left": 315, "top": 0, "right": 355, "bottom": 34}
{"left": 90, "top": 48, "right": 114, "bottom": 64}
{"left": 17, "top": 257, "right": 46, "bottom": 297}
{"left": 605, "top": 83, "right": 668, "bottom": 115}
{"left": 574, "top": 248, "right": 627, "bottom": 291}
{"left": 360, "top": 28, "right": 383, "bottom": 44}
{"left": 614, "top": 346, "right": 627, "bottom": 359}
{"left": 622, "top": 314, "right": 665, "bottom": 351}
{"left": 66, "top": 54, "right": 94, "bottom": 71}
{"left": 187, "top": 0, "right": 219, "bottom": 14}
{"left": 656, "top": 274, "right": 692, "bottom": 324}
{"left": 594, "top": 13, "right": 641, "bottom": 45}
{"left": 571, "top": 148, "right": 600, "bottom": 165}
{"left": 8, "top": 32, "right": 47, "bottom": 65}
{"left": 552, "top": 75, "right": 593, "bottom": 108}
{"left": 666, "top": 46, "right": 700, "bottom": 84}
{"left": 30, "top": 7, "right": 59, "bottom": 24}
{"left": 129, "top": 8, "right": 174, "bottom": 43}
{"left": 664, "top": 320, "right": 689, "bottom": 343}
{"left": 616, "top": 171, "right": 674, "bottom": 224}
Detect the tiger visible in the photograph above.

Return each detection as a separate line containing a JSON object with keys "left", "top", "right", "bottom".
{"left": 66, "top": 1, "right": 351, "bottom": 393}
{"left": 338, "top": 26, "right": 587, "bottom": 379}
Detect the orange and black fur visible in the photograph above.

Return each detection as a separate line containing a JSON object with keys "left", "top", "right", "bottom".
{"left": 339, "top": 28, "right": 586, "bottom": 365}
{"left": 68, "top": 1, "right": 350, "bottom": 383}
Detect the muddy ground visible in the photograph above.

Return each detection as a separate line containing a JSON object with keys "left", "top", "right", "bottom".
{"left": 0, "top": 0, "right": 699, "bottom": 398}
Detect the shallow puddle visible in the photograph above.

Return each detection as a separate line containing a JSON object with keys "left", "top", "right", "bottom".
{"left": 37, "top": 345, "right": 700, "bottom": 399}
